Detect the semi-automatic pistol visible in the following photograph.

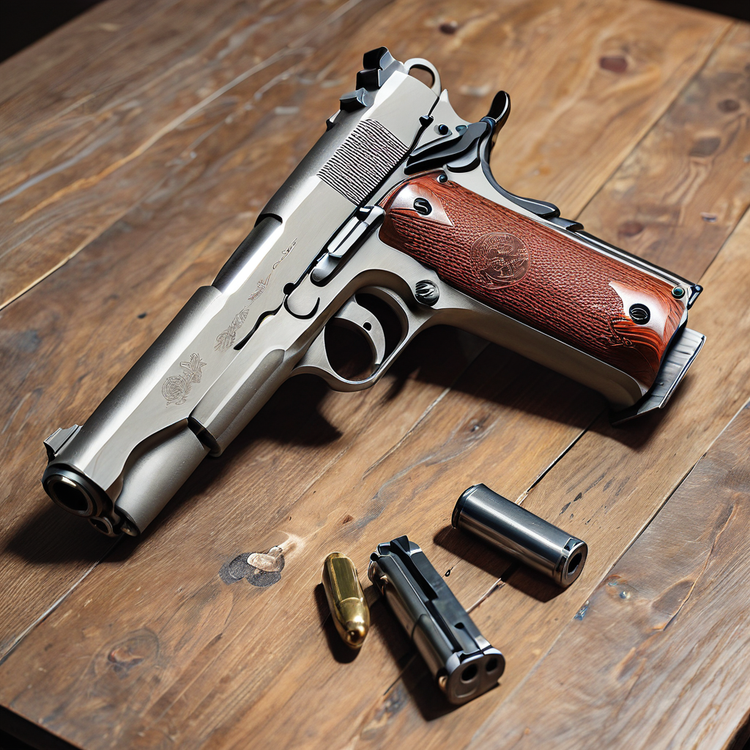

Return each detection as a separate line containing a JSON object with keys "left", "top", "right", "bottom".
{"left": 42, "top": 48, "right": 705, "bottom": 536}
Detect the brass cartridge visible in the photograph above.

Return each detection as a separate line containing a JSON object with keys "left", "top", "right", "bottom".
{"left": 322, "top": 552, "right": 370, "bottom": 649}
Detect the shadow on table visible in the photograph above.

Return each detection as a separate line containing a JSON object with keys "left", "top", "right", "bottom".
{"left": 365, "top": 591, "right": 461, "bottom": 722}
{"left": 4, "top": 503, "right": 118, "bottom": 564}
{"left": 434, "top": 525, "right": 564, "bottom": 604}
{"left": 663, "top": 0, "right": 749, "bottom": 21}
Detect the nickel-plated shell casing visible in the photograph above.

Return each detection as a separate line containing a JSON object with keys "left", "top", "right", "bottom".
{"left": 322, "top": 552, "right": 370, "bottom": 649}
{"left": 452, "top": 484, "right": 588, "bottom": 587}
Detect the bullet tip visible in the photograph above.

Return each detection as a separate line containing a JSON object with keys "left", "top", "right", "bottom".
{"left": 345, "top": 624, "right": 367, "bottom": 648}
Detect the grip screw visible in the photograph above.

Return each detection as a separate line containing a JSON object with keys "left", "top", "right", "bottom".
{"left": 415, "top": 280, "right": 440, "bottom": 306}
{"left": 629, "top": 304, "right": 650, "bottom": 324}
{"left": 413, "top": 197, "right": 432, "bottom": 215}
{"left": 672, "top": 286, "right": 685, "bottom": 299}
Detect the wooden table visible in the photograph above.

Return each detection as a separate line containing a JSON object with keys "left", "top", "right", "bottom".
{"left": 1, "top": 0, "right": 750, "bottom": 747}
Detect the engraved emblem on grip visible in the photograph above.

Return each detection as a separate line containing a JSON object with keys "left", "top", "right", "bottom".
{"left": 470, "top": 232, "right": 529, "bottom": 289}
{"left": 161, "top": 352, "right": 206, "bottom": 406}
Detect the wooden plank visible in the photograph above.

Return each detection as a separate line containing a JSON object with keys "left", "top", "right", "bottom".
{"left": 0, "top": 0, "right": 179, "bottom": 105}
{"left": 0, "top": 0, "right": 727, "bottom": 311}
{"left": 0, "top": 350, "right": 595, "bottom": 749}
{"left": 454, "top": 212, "right": 750, "bottom": 748}
{"left": 0, "top": 0, "right": 736, "bottom": 748}
{"left": 466, "top": 397, "right": 750, "bottom": 750}
{"left": 0, "top": 0, "right": 370, "bottom": 310}
{"left": 0, "top": 0, "right": 570, "bottom": 670}
{"left": 582, "top": 22, "right": 750, "bottom": 280}
{"left": 386, "top": 0, "right": 731, "bottom": 218}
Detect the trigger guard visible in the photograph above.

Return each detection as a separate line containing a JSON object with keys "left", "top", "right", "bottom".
{"left": 292, "top": 295, "right": 388, "bottom": 391}
{"left": 293, "top": 331, "right": 381, "bottom": 392}
{"left": 331, "top": 297, "right": 387, "bottom": 366}
{"left": 292, "top": 285, "right": 434, "bottom": 393}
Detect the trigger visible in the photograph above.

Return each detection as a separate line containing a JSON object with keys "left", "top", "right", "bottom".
{"left": 333, "top": 299, "right": 386, "bottom": 366}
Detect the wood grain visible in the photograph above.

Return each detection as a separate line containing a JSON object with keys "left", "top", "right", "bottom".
{"left": 206, "top": 15, "right": 750, "bottom": 750}
{"left": 0, "top": 0, "right": 724, "bottom": 666}
{"left": 581, "top": 22, "right": 750, "bottom": 281}
{"left": 0, "top": 0, "right": 414, "bottom": 664}
{"left": 466, "top": 397, "right": 750, "bottom": 749}
{"left": 0, "top": 0, "right": 744, "bottom": 748}
{"left": 0, "top": 0, "right": 728, "bottom": 310}
{"left": 0, "top": 0, "right": 373, "bottom": 309}
{"left": 0, "top": 348, "right": 598, "bottom": 748}
{"left": 447, "top": 210, "right": 750, "bottom": 749}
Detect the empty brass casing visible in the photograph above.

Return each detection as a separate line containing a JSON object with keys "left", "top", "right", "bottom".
{"left": 322, "top": 552, "right": 370, "bottom": 649}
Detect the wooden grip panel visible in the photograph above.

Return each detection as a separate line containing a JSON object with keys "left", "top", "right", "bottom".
{"left": 379, "top": 173, "right": 686, "bottom": 390}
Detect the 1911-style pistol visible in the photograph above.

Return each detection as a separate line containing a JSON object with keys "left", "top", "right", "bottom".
{"left": 42, "top": 48, "right": 705, "bottom": 537}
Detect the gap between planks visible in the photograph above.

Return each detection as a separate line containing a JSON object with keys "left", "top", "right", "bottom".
{"left": 2, "top": 4, "right": 738, "bottom": 739}
{"left": 6, "top": 10, "right": 724, "bottom": 679}
{"left": 351, "top": 16, "right": 750, "bottom": 731}
{"left": 0, "top": 544, "right": 117, "bottom": 667}
{"left": 0, "top": 0, "right": 380, "bottom": 662}
{"left": 454, "top": 213, "right": 750, "bottom": 744}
